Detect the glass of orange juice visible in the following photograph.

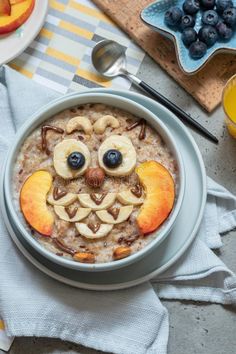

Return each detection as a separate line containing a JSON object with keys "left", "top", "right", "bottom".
{"left": 222, "top": 74, "right": 236, "bottom": 138}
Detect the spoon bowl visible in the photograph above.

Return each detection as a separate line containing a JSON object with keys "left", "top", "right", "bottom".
{"left": 92, "top": 40, "right": 127, "bottom": 78}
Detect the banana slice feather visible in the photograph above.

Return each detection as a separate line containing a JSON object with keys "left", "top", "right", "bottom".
{"left": 78, "top": 193, "right": 116, "bottom": 210}
{"left": 117, "top": 190, "right": 144, "bottom": 205}
{"left": 54, "top": 206, "right": 91, "bottom": 222}
{"left": 96, "top": 206, "right": 133, "bottom": 224}
{"left": 76, "top": 223, "right": 113, "bottom": 239}
{"left": 47, "top": 192, "right": 77, "bottom": 206}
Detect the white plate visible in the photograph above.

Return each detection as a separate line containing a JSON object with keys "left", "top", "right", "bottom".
{"left": 0, "top": 0, "right": 48, "bottom": 66}
{"left": 1, "top": 89, "right": 207, "bottom": 290}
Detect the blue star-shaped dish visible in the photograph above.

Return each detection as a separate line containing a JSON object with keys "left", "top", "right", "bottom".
{"left": 141, "top": 0, "right": 236, "bottom": 75}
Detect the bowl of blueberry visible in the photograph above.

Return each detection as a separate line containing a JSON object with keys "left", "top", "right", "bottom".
{"left": 141, "top": 0, "right": 236, "bottom": 74}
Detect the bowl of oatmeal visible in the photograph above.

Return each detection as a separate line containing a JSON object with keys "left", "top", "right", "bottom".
{"left": 4, "top": 92, "right": 185, "bottom": 271}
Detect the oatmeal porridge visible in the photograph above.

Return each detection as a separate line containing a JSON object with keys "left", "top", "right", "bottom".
{"left": 13, "top": 103, "right": 178, "bottom": 264}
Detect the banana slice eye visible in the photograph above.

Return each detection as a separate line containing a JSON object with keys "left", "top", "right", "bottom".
{"left": 53, "top": 139, "right": 91, "bottom": 179}
{"left": 98, "top": 135, "right": 137, "bottom": 176}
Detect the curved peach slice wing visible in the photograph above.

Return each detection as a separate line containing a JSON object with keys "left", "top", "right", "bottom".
{"left": 20, "top": 170, "right": 54, "bottom": 236}
{"left": 0, "top": 0, "right": 35, "bottom": 34}
{"left": 135, "top": 161, "right": 175, "bottom": 235}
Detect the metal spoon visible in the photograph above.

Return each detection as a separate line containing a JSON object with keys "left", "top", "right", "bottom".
{"left": 92, "top": 39, "right": 218, "bottom": 144}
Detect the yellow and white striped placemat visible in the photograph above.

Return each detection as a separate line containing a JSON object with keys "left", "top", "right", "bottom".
{"left": 1, "top": 0, "right": 145, "bottom": 350}
{"left": 9, "top": 0, "right": 145, "bottom": 93}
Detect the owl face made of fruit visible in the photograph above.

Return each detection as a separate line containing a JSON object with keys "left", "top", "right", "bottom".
{"left": 20, "top": 112, "right": 175, "bottom": 263}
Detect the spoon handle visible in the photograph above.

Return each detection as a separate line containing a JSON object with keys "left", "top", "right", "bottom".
{"left": 139, "top": 81, "right": 218, "bottom": 144}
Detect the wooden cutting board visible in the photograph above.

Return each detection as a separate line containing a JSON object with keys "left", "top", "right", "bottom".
{"left": 93, "top": 0, "right": 236, "bottom": 112}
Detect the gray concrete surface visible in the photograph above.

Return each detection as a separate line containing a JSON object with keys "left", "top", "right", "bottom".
{"left": 7, "top": 55, "right": 236, "bottom": 354}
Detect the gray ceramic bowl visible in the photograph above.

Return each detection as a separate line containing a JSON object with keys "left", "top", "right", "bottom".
{"left": 4, "top": 92, "right": 185, "bottom": 272}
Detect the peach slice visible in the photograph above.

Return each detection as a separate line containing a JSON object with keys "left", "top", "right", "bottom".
{"left": 0, "top": 0, "right": 34, "bottom": 34}
{"left": 20, "top": 170, "right": 54, "bottom": 236}
{"left": 135, "top": 161, "right": 175, "bottom": 235}
{"left": 0, "top": 0, "right": 11, "bottom": 16}
{"left": 10, "top": 0, "right": 26, "bottom": 4}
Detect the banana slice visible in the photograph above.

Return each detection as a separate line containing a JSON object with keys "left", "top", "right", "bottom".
{"left": 54, "top": 206, "right": 91, "bottom": 222}
{"left": 117, "top": 190, "right": 144, "bottom": 205}
{"left": 76, "top": 223, "right": 113, "bottom": 239}
{"left": 78, "top": 193, "right": 116, "bottom": 210}
{"left": 47, "top": 192, "right": 77, "bottom": 206}
{"left": 96, "top": 206, "right": 133, "bottom": 224}
{"left": 53, "top": 139, "right": 91, "bottom": 179}
{"left": 98, "top": 135, "right": 137, "bottom": 176}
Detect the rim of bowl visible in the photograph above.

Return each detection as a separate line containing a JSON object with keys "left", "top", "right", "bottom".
{"left": 4, "top": 92, "right": 185, "bottom": 272}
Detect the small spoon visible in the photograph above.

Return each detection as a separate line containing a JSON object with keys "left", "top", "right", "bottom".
{"left": 92, "top": 39, "right": 218, "bottom": 144}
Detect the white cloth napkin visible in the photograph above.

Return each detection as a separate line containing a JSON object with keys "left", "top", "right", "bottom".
{"left": 0, "top": 66, "right": 235, "bottom": 354}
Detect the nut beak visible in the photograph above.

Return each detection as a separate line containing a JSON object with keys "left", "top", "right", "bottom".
{"left": 85, "top": 167, "right": 105, "bottom": 188}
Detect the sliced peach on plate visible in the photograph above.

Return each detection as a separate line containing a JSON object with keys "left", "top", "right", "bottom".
{"left": 135, "top": 160, "right": 175, "bottom": 235}
{"left": 0, "top": 0, "right": 35, "bottom": 34}
{"left": 0, "top": 0, "right": 11, "bottom": 16}
{"left": 20, "top": 170, "right": 54, "bottom": 236}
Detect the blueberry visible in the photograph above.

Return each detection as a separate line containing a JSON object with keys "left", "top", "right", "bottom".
{"left": 182, "top": 27, "right": 198, "bottom": 46}
{"left": 164, "top": 7, "right": 183, "bottom": 26}
{"left": 180, "top": 14, "right": 195, "bottom": 31}
{"left": 183, "top": 0, "right": 200, "bottom": 14}
{"left": 216, "top": 21, "right": 233, "bottom": 38}
{"left": 189, "top": 41, "right": 207, "bottom": 58}
{"left": 222, "top": 7, "right": 236, "bottom": 27}
{"left": 103, "top": 149, "right": 122, "bottom": 168}
{"left": 198, "top": 25, "right": 218, "bottom": 46}
{"left": 67, "top": 152, "right": 85, "bottom": 170}
{"left": 202, "top": 10, "right": 219, "bottom": 26}
{"left": 216, "top": 0, "right": 233, "bottom": 14}
{"left": 200, "top": 0, "right": 216, "bottom": 9}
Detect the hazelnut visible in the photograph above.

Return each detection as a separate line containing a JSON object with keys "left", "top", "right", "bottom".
{"left": 113, "top": 246, "right": 131, "bottom": 260}
{"left": 73, "top": 252, "right": 95, "bottom": 263}
{"left": 85, "top": 167, "right": 105, "bottom": 188}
